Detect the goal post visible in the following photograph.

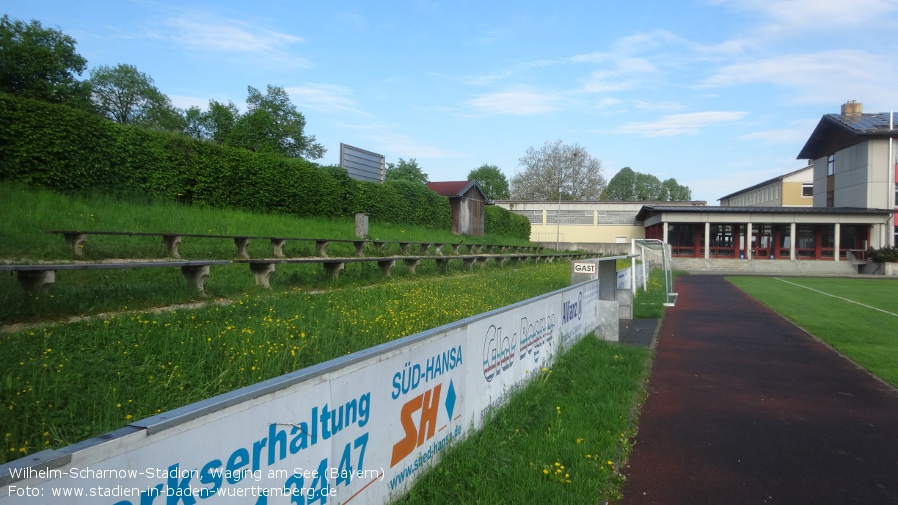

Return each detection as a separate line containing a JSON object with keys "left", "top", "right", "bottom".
{"left": 631, "top": 238, "right": 678, "bottom": 307}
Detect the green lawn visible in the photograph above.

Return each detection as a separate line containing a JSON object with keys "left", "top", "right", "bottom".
{"left": 728, "top": 276, "right": 898, "bottom": 387}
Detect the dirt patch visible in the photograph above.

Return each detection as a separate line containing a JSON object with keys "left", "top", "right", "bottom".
{"left": 0, "top": 298, "right": 234, "bottom": 335}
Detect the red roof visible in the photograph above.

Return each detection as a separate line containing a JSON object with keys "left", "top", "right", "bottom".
{"left": 426, "top": 181, "right": 475, "bottom": 197}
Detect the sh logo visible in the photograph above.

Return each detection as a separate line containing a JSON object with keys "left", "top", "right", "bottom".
{"left": 391, "top": 384, "right": 442, "bottom": 467}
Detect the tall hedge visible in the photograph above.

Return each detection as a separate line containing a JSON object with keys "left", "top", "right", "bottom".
{"left": 0, "top": 94, "right": 450, "bottom": 228}
{"left": 485, "top": 205, "right": 530, "bottom": 240}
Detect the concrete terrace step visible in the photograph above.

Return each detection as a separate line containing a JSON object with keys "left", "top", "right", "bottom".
{"left": 671, "top": 258, "right": 857, "bottom": 276}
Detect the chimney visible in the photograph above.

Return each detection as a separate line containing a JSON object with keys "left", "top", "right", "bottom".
{"left": 841, "top": 100, "right": 863, "bottom": 115}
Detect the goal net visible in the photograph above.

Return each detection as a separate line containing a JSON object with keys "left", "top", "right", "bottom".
{"left": 631, "top": 239, "right": 678, "bottom": 307}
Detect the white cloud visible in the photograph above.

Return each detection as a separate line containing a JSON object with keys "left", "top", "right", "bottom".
{"left": 570, "top": 38, "right": 661, "bottom": 94}
{"left": 701, "top": 50, "right": 897, "bottom": 105}
{"left": 149, "top": 11, "right": 310, "bottom": 67}
{"left": 740, "top": 119, "right": 819, "bottom": 145}
{"left": 368, "top": 132, "right": 456, "bottom": 159}
{"left": 341, "top": 124, "right": 457, "bottom": 159}
{"left": 168, "top": 94, "right": 210, "bottom": 110}
{"left": 285, "top": 84, "right": 370, "bottom": 116}
{"left": 617, "top": 111, "right": 747, "bottom": 137}
{"left": 580, "top": 58, "right": 657, "bottom": 93}
{"left": 469, "top": 90, "right": 561, "bottom": 115}
{"left": 461, "top": 59, "right": 555, "bottom": 86}
{"left": 716, "top": 0, "right": 898, "bottom": 34}
{"left": 635, "top": 100, "right": 687, "bottom": 113}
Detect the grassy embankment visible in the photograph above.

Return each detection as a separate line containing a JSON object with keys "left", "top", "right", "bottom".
{"left": 0, "top": 183, "right": 533, "bottom": 324}
{"left": 2, "top": 184, "right": 663, "bottom": 504}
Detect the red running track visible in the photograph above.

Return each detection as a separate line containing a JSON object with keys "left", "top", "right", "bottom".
{"left": 617, "top": 275, "right": 898, "bottom": 505}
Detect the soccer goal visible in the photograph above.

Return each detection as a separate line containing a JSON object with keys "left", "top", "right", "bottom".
{"left": 631, "top": 238, "right": 678, "bottom": 307}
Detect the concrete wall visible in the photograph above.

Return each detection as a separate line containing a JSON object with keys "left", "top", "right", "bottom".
{"left": 529, "top": 224, "right": 644, "bottom": 245}
{"left": 536, "top": 241, "right": 631, "bottom": 255}
{"left": 813, "top": 139, "right": 892, "bottom": 209}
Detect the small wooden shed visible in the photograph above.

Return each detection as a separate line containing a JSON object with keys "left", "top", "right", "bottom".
{"left": 426, "top": 181, "right": 490, "bottom": 236}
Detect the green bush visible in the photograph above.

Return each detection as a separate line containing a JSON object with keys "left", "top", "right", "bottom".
{"left": 867, "top": 246, "right": 898, "bottom": 263}
{"left": 0, "top": 93, "right": 452, "bottom": 229}
{"left": 485, "top": 205, "right": 531, "bottom": 239}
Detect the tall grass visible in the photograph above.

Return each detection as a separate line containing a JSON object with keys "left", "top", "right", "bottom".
{"left": 0, "top": 183, "right": 538, "bottom": 324}
{"left": 633, "top": 269, "right": 683, "bottom": 319}
{"left": 0, "top": 184, "right": 530, "bottom": 262}
{"left": 397, "top": 338, "right": 650, "bottom": 504}
{"left": 1, "top": 262, "right": 572, "bottom": 464}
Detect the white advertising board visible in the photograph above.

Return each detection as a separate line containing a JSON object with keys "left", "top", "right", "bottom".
{"left": 571, "top": 261, "right": 597, "bottom": 276}
{"left": 1, "top": 281, "right": 600, "bottom": 505}
{"left": 616, "top": 266, "right": 645, "bottom": 291}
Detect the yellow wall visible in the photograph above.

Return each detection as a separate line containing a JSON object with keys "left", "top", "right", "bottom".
{"left": 782, "top": 181, "right": 812, "bottom": 206}
{"left": 529, "top": 224, "right": 645, "bottom": 244}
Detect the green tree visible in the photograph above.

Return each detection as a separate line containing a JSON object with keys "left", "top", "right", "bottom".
{"left": 634, "top": 172, "right": 662, "bottom": 200}
{"left": 201, "top": 99, "right": 240, "bottom": 143}
{"left": 227, "top": 85, "right": 325, "bottom": 159}
{"left": 88, "top": 64, "right": 173, "bottom": 126}
{"left": 467, "top": 164, "right": 509, "bottom": 200}
{"left": 226, "top": 108, "right": 280, "bottom": 154}
{"left": 182, "top": 106, "right": 204, "bottom": 139}
{"left": 510, "top": 140, "right": 605, "bottom": 200}
{"left": 661, "top": 178, "right": 692, "bottom": 201}
{"left": 385, "top": 158, "right": 428, "bottom": 184}
{"left": 0, "top": 15, "right": 90, "bottom": 106}
{"left": 602, "top": 166, "right": 637, "bottom": 201}
{"left": 602, "top": 167, "right": 692, "bottom": 201}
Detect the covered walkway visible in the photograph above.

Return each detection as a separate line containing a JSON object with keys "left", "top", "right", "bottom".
{"left": 636, "top": 206, "right": 892, "bottom": 262}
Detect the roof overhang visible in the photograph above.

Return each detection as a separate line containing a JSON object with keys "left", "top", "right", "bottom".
{"left": 637, "top": 205, "right": 893, "bottom": 224}
{"left": 797, "top": 114, "right": 898, "bottom": 160}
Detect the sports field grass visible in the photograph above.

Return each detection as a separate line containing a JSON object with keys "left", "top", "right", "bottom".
{"left": 728, "top": 276, "right": 898, "bottom": 387}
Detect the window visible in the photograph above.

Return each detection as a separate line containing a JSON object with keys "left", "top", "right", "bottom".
{"left": 802, "top": 183, "right": 813, "bottom": 197}
{"left": 511, "top": 210, "right": 543, "bottom": 224}
{"left": 547, "top": 210, "right": 593, "bottom": 225}
{"left": 667, "top": 224, "right": 696, "bottom": 256}
{"left": 603, "top": 211, "right": 638, "bottom": 225}
{"left": 827, "top": 154, "right": 835, "bottom": 176}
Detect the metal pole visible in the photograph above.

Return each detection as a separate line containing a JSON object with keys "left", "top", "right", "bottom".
{"left": 639, "top": 244, "right": 649, "bottom": 292}
{"left": 555, "top": 187, "right": 561, "bottom": 251}
{"left": 885, "top": 111, "right": 898, "bottom": 247}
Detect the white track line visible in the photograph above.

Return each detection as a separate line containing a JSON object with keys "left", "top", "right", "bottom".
{"left": 773, "top": 278, "right": 898, "bottom": 318}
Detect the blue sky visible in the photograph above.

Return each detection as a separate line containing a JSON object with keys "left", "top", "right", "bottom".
{"left": 5, "top": 0, "right": 898, "bottom": 204}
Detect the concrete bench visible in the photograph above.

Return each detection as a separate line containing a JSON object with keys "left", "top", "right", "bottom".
{"left": 0, "top": 260, "right": 229, "bottom": 295}
{"left": 45, "top": 231, "right": 461, "bottom": 260}
{"left": 236, "top": 253, "right": 574, "bottom": 289}
{"left": 45, "top": 230, "right": 261, "bottom": 259}
{"left": 45, "top": 230, "right": 546, "bottom": 261}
